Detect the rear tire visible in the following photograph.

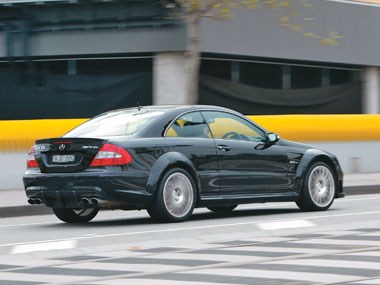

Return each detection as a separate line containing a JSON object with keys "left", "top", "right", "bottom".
{"left": 296, "top": 162, "right": 336, "bottom": 211}
{"left": 207, "top": 205, "right": 238, "bottom": 213}
{"left": 147, "top": 168, "right": 196, "bottom": 223}
{"left": 52, "top": 207, "right": 99, "bottom": 223}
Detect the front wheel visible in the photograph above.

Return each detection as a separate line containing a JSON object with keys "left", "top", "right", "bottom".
{"left": 52, "top": 207, "right": 99, "bottom": 223}
{"left": 147, "top": 168, "right": 196, "bottom": 223}
{"left": 296, "top": 162, "right": 336, "bottom": 211}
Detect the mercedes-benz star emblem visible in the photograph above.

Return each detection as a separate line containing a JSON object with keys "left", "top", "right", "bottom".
{"left": 58, "top": 144, "right": 66, "bottom": 151}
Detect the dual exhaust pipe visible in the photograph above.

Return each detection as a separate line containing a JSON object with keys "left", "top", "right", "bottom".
{"left": 81, "top": 197, "right": 101, "bottom": 206}
{"left": 28, "top": 197, "right": 102, "bottom": 206}
{"left": 28, "top": 198, "right": 42, "bottom": 205}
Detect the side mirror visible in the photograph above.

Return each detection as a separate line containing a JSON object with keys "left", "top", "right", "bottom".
{"left": 267, "top": 132, "right": 280, "bottom": 143}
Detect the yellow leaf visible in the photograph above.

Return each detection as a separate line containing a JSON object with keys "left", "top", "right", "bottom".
{"left": 319, "top": 37, "right": 339, "bottom": 46}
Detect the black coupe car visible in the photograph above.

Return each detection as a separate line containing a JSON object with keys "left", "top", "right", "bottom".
{"left": 23, "top": 105, "right": 344, "bottom": 223}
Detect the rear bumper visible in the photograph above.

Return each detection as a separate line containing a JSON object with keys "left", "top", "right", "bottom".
{"left": 23, "top": 169, "right": 152, "bottom": 209}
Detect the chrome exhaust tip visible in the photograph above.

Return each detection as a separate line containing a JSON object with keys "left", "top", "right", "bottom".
{"left": 34, "top": 198, "right": 42, "bottom": 204}
{"left": 28, "top": 198, "right": 35, "bottom": 205}
{"left": 91, "top": 198, "right": 99, "bottom": 206}
{"left": 81, "top": 198, "right": 90, "bottom": 206}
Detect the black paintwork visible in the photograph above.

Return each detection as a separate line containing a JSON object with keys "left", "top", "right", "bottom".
{"left": 23, "top": 105, "right": 344, "bottom": 210}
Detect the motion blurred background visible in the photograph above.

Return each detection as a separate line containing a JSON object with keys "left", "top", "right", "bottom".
{"left": 0, "top": 0, "right": 380, "bottom": 189}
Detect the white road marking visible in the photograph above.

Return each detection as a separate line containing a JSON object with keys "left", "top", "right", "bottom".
{"left": 95, "top": 279, "right": 242, "bottom": 285}
{"left": 181, "top": 268, "right": 363, "bottom": 283}
{"left": 353, "top": 278, "right": 380, "bottom": 284}
{"left": 292, "top": 238, "right": 380, "bottom": 247}
{"left": 347, "top": 251, "right": 380, "bottom": 257}
{"left": 256, "top": 219, "right": 315, "bottom": 230}
{"left": 0, "top": 195, "right": 379, "bottom": 230}
{"left": 2, "top": 210, "right": 380, "bottom": 251}
{"left": 10, "top": 240, "right": 77, "bottom": 254}
{"left": 0, "top": 272, "right": 91, "bottom": 283}
{"left": 57, "top": 261, "right": 186, "bottom": 272}
{"left": 225, "top": 245, "right": 336, "bottom": 254}
{"left": 269, "top": 258, "right": 380, "bottom": 270}
{"left": 146, "top": 252, "right": 263, "bottom": 263}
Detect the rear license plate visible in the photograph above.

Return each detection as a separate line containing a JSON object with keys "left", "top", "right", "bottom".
{"left": 52, "top": 154, "right": 76, "bottom": 163}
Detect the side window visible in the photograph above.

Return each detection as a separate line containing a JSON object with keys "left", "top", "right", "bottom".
{"left": 166, "top": 111, "right": 211, "bottom": 138}
{"left": 202, "top": 111, "right": 265, "bottom": 141}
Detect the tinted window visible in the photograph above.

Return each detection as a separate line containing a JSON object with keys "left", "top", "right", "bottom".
{"left": 166, "top": 111, "right": 211, "bottom": 138}
{"left": 65, "top": 110, "right": 164, "bottom": 138}
{"left": 202, "top": 111, "right": 265, "bottom": 142}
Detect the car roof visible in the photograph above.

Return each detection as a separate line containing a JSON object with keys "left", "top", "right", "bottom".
{"left": 87, "top": 105, "right": 251, "bottom": 139}
{"left": 104, "top": 105, "right": 233, "bottom": 114}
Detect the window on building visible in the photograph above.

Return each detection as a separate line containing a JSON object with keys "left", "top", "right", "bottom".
{"left": 330, "top": 69, "right": 353, "bottom": 85}
{"left": 76, "top": 58, "right": 152, "bottom": 75}
{"left": 291, "top": 66, "right": 322, "bottom": 89}
{"left": 240, "top": 62, "right": 282, "bottom": 89}
{"left": 200, "top": 59, "right": 231, "bottom": 80}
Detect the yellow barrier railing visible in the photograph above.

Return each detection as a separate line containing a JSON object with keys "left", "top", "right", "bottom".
{"left": 0, "top": 119, "right": 87, "bottom": 152}
{"left": 1, "top": 115, "right": 380, "bottom": 152}
{"left": 249, "top": 115, "right": 380, "bottom": 142}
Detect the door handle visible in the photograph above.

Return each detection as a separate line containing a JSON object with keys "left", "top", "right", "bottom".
{"left": 218, "top": 145, "right": 231, "bottom": 151}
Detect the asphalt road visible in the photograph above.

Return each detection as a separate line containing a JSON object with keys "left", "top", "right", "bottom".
{"left": 1, "top": 193, "right": 380, "bottom": 285}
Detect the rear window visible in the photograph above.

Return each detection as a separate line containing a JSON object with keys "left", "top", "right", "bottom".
{"left": 64, "top": 110, "right": 164, "bottom": 138}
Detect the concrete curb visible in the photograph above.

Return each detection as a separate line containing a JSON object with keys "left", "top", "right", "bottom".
{"left": 344, "top": 185, "right": 380, "bottom": 196}
{"left": 0, "top": 205, "right": 52, "bottom": 218}
{"left": 1, "top": 185, "right": 379, "bottom": 219}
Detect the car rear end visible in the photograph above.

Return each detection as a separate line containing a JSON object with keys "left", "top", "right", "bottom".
{"left": 23, "top": 136, "right": 153, "bottom": 210}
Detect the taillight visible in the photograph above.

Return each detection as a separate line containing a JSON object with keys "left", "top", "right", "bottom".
{"left": 27, "top": 146, "right": 39, "bottom": 168}
{"left": 90, "top": 144, "right": 132, "bottom": 167}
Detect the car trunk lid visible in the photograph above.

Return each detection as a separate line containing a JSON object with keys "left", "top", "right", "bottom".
{"left": 34, "top": 138, "right": 106, "bottom": 173}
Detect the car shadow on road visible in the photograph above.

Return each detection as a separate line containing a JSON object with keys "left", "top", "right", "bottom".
{"left": 192, "top": 207, "right": 301, "bottom": 221}
{"left": 38, "top": 206, "right": 303, "bottom": 228}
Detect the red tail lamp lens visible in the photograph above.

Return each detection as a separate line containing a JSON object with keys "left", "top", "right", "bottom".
{"left": 90, "top": 144, "right": 132, "bottom": 167}
{"left": 27, "top": 146, "right": 39, "bottom": 168}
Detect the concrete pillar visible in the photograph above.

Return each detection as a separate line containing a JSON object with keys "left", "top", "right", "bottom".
{"left": 363, "top": 67, "right": 380, "bottom": 114}
{"left": 322, "top": 69, "right": 330, "bottom": 87}
{"left": 231, "top": 61, "right": 240, "bottom": 83}
{"left": 68, "top": 60, "right": 77, "bottom": 75}
{"left": 282, "top": 65, "right": 291, "bottom": 90}
{"left": 153, "top": 52, "right": 188, "bottom": 105}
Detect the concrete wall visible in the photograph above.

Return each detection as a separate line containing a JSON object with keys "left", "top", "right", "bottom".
{"left": 0, "top": 28, "right": 187, "bottom": 58}
{"left": 200, "top": 0, "right": 380, "bottom": 66}
{"left": 0, "top": 1, "right": 187, "bottom": 59}
{"left": 0, "top": 152, "right": 26, "bottom": 190}
{"left": 2, "top": 0, "right": 380, "bottom": 66}
{"left": 310, "top": 141, "right": 380, "bottom": 173}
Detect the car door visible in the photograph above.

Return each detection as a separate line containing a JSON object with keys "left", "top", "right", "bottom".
{"left": 165, "top": 111, "right": 220, "bottom": 195}
{"left": 201, "top": 111, "right": 292, "bottom": 196}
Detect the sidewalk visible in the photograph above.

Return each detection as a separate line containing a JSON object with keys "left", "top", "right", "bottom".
{"left": 0, "top": 172, "right": 379, "bottom": 218}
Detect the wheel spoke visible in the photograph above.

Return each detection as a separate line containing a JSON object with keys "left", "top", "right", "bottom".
{"left": 308, "top": 165, "right": 335, "bottom": 208}
{"left": 163, "top": 172, "right": 194, "bottom": 218}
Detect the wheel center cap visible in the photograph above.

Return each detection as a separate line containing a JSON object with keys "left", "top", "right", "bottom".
{"left": 174, "top": 188, "right": 182, "bottom": 202}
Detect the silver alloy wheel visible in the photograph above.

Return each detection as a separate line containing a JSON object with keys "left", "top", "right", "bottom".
{"left": 163, "top": 172, "right": 194, "bottom": 218}
{"left": 308, "top": 165, "right": 335, "bottom": 208}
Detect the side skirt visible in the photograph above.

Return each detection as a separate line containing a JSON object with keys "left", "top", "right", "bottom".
{"left": 198, "top": 192, "right": 299, "bottom": 207}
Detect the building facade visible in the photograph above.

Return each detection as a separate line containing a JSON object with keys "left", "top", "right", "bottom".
{"left": 0, "top": 0, "right": 379, "bottom": 119}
